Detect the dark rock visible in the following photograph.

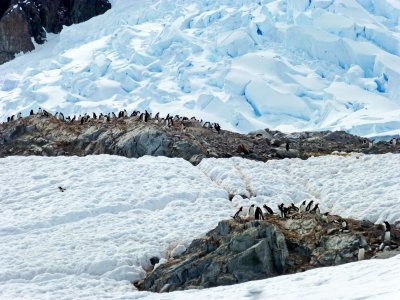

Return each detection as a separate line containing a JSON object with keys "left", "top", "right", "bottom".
{"left": 0, "top": 0, "right": 111, "bottom": 64}
{"left": 137, "top": 214, "right": 400, "bottom": 292}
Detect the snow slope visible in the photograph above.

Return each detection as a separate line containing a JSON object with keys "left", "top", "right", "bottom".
{"left": 1, "top": 154, "right": 399, "bottom": 299}
{"left": 1, "top": 0, "right": 400, "bottom": 137}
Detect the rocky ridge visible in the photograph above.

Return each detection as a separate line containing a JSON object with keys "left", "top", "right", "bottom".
{"left": 1, "top": 114, "right": 399, "bottom": 163}
{"left": 135, "top": 213, "right": 400, "bottom": 292}
{"left": 0, "top": 0, "right": 111, "bottom": 64}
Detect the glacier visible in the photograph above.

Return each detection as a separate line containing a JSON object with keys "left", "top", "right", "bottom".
{"left": 0, "top": 0, "right": 400, "bottom": 137}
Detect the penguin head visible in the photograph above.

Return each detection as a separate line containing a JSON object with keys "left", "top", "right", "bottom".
{"left": 250, "top": 204, "right": 255, "bottom": 207}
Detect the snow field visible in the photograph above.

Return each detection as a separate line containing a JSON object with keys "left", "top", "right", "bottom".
{"left": 0, "top": 0, "right": 400, "bottom": 136}
{"left": 0, "top": 153, "right": 399, "bottom": 299}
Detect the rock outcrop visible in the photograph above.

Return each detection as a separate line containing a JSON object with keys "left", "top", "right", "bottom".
{"left": 0, "top": 0, "right": 111, "bottom": 64}
{"left": 1, "top": 115, "right": 399, "bottom": 162}
{"left": 135, "top": 214, "right": 400, "bottom": 292}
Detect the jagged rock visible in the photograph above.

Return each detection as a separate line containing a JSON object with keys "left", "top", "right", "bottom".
{"left": 0, "top": 0, "right": 111, "bottom": 64}
{"left": 135, "top": 214, "right": 400, "bottom": 292}
{"left": 1, "top": 115, "right": 399, "bottom": 160}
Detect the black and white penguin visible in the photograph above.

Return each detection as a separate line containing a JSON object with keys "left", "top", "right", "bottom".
{"left": 66, "top": 116, "right": 71, "bottom": 122}
{"left": 384, "top": 221, "right": 391, "bottom": 245}
{"left": 277, "top": 203, "right": 286, "bottom": 218}
{"left": 248, "top": 204, "right": 256, "bottom": 218}
{"left": 311, "top": 203, "right": 320, "bottom": 214}
{"left": 55, "top": 112, "right": 59, "bottom": 118}
{"left": 299, "top": 200, "right": 306, "bottom": 213}
{"left": 286, "top": 142, "right": 290, "bottom": 151}
{"left": 30, "top": 109, "right": 34, "bottom": 116}
{"left": 214, "top": 123, "right": 221, "bottom": 134}
{"left": 123, "top": 109, "right": 128, "bottom": 118}
{"left": 357, "top": 246, "right": 365, "bottom": 261}
{"left": 10, "top": 115, "right": 14, "bottom": 121}
{"left": 93, "top": 112, "right": 97, "bottom": 119}
{"left": 233, "top": 206, "right": 243, "bottom": 219}
{"left": 390, "top": 138, "right": 397, "bottom": 147}
{"left": 263, "top": 204, "right": 274, "bottom": 215}
{"left": 155, "top": 112, "right": 160, "bottom": 120}
{"left": 341, "top": 219, "right": 348, "bottom": 230}
{"left": 71, "top": 115, "right": 76, "bottom": 123}
{"left": 112, "top": 112, "right": 117, "bottom": 119}
{"left": 80, "top": 117, "right": 84, "bottom": 125}
{"left": 289, "top": 203, "right": 299, "bottom": 213}
{"left": 306, "top": 200, "right": 314, "bottom": 212}
{"left": 321, "top": 212, "right": 329, "bottom": 223}
{"left": 38, "top": 107, "right": 42, "bottom": 115}
{"left": 7, "top": 116, "right": 10, "bottom": 122}
{"left": 255, "top": 207, "right": 264, "bottom": 220}
{"left": 59, "top": 112, "right": 65, "bottom": 121}
{"left": 17, "top": 112, "right": 22, "bottom": 119}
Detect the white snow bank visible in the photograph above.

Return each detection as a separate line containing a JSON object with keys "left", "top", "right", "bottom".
{"left": 1, "top": 154, "right": 399, "bottom": 299}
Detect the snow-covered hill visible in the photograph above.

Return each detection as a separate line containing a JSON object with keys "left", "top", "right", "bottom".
{"left": 0, "top": 0, "right": 400, "bottom": 136}
{"left": 1, "top": 154, "right": 399, "bottom": 299}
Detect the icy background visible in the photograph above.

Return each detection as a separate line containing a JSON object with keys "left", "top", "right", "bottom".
{"left": 1, "top": 0, "right": 400, "bottom": 137}
{"left": 1, "top": 154, "right": 399, "bottom": 299}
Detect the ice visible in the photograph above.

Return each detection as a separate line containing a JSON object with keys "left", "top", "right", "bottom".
{"left": 0, "top": 0, "right": 399, "bottom": 136}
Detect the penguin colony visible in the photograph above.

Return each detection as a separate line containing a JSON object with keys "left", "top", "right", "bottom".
{"left": 232, "top": 200, "right": 398, "bottom": 260}
{"left": 3, "top": 108, "right": 222, "bottom": 133}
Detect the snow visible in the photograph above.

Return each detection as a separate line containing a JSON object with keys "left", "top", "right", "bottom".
{"left": 1, "top": 0, "right": 400, "bottom": 137}
{"left": 1, "top": 154, "right": 399, "bottom": 299}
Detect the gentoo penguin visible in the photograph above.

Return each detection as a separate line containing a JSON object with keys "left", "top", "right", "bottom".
{"left": 112, "top": 112, "right": 117, "bottom": 119}
{"left": 17, "top": 112, "right": 22, "bottom": 119}
{"left": 306, "top": 200, "right": 314, "bottom": 212}
{"left": 7, "top": 116, "right": 10, "bottom": 122}
{"left": 321, "top": 212, "right": 329, "bottom": 223}
{"left": 93, "top": 112, "right": 97, "bottom": 119}
{"left": 289, "top": 203, "right": 299, "bottom": 213}
{"left": 341, "top": 219, "right": 348, "bottom": 230}
{"left": 66, "top": 116, "right": 71, "bottom": 122}
{"left": 384, "top": 221, "right": 391, "bottom": 245}
{"left": 123, "top": 109, "right": 128, "bottom": 117}
{"left": 59, "top": 112, "right": 65, "bottom": 121}
{"left": 214, "top": 123, "right": 221, "bottom": 134}
{"left": 299, "top": 200, "right": 306, "bottom": 213}
{"left": 155, "top": 112, "right": 160, "bottom": 120}
{"left": 357, "top": 246, "right": 365, "bottom": 261}
{"left": 30, "top": 109, "right": 34, "bottom": 116}
{"left": 263, "top": 204, "right": 274, "bottom": 215}
{"left": 255, "top": 207, "right": 264, "bottom": 220}
{"left": 390, "top": 138, "right": 397, "bottom": 147}
{"left": 248, "top": 204, "right": 256, "bottom": 218}
{"left": 233, "top": 206, "right": 243, "bottom": 219}
{"left": 38, "top": 107, "right": 42, "bottom": 115}
{"left": 286, "top": 142, "right": 290, "bottom": 151}
{"left": 71, "top": 115, "right": 76, "bottom": 122}
{"left": 277, "top": 203, "right": 286, "bottom": 218}
{"left": 80, "top": 117, "right": 84, "bottom": 125}
{"left": 10, "top": 115, "right": 14, "bottom": 121}
{"left": 311, "top": 203, "right": 320, "bottom": 214}
{"left": 55, "top": 112, "right": 58, "bottom": 118}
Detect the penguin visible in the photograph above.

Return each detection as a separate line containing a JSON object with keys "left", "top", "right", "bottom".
{"left": 255, "top": 207, "right": 264, "bottom": 220}
{"left": 107, "top": 115, "right": 110, "bottom": 122}
{"left": 145, "top": 111, "right": 150, "bottom": 122}
{"left": 383, "top": 221, "right": 391, "bottom": 245}
{"left": 299, "top": 200, "right": 306, "bottom": 213}
{"left": 341, "top": 219, "right": 348, "bottom": 230}
{"left": 71, "top": 115, "right": 76, "bottom": 123}
{"left": 390, "top": 138, "right": 396, "bottom": 147}
{"left": 248, "top": 204, "right": 256, "bottom": 218}
{"left": 7, "top": 116, "right": 10, "bottom": 122}
{"left": 214, "top": 123, "right": 221, "bottom": 134}
{"left": 233, "top": 206, "right": 243, "bottom": 219}
{"left": 55, "top": 112, "right": 58, "bottom": 118}
{"left": 277, "top": 203, "right": 286, "bottom": 218}
{"left": 30, "top": 109, "right": 34, "bottom": 116}
{"left": 10, "top": 115, "right": 14, "bottom": 121}
{"left": 80, "top": 117, "right": 84, "bottom": 125}
{"left": 263, "top": 204, "right": 274, "bottom": 215}
{"left": 321, "top": 212, "right": 329, "bottom": 223}
{"left": 155, "top": 112, "right": 160, "bottom": 120}
{"left": 311, "top": 203, "right": 320, "bottom": 214}
{"left": 306, "top": 200, "right": 314, "bottom": 212}
{"left": 17, "top": 112, "right": 22, "bottom": 119}
{"left": 38, "top": 107, "right": 42, "bottom": 115}
{"left": 139, "top": 113, "right": 144, "bottom": 121}
{"left": 59, "top": 112, "right": 65, "bottom": 121}
{"left": 286, "top": 142, "right": 290, "bottom": 151}
{"left": 66, "top": 116, "right": 71, "bottom": 122}
{"left": 112, "top": 112, "right": 117, "bottom": 119}
{"left": 289, "top": 203, "right": 299, "bottom": 213}
{"left": 93, "top": 112, "right": 97, "bottom": 119}
{"left": 368, "top": 140, "right": 374, "bottom": 149}
{"left": 357, "top": 246, "right": 365, "bottom": 261}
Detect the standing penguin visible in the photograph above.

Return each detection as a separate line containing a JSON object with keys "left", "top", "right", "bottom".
{"left": 306, "top": 200, "right": 314, "bottom": 212}
{"left": 357, "top": 246, "right": 365, "bottom": 261}
{"left": 30, "top": 109, "right": 34, "bottom": 116}
{"left": 390, "top": 138, "right": 397, "bottom": 147}
{"left": 263, "top": 204, "right": 274, "bottom": 215}
{"left": 299, "top": 200, "right": 306, "bottom": 213}
{"left": 248, "top": 204, "right": 256, "bottom": 218}
{"left": 311, "top": 203, "right": 320, "bottom": 214}
{"left": 17, "top": 112, "right": 22, "bottom": 119}
{"left": 277, "top": 203, "right": 286, "bottom": 218}
{"left": 286, "top": 142, "right": 290, "bottom": 151}
{"left": 255, "top": 207, "right": 264, "bottom": 220}
{"left": 232, "top": 207, "right": 243, "bottom": 219}
{"left": 383, "top": 221, "right": 391, "bottom": 245}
